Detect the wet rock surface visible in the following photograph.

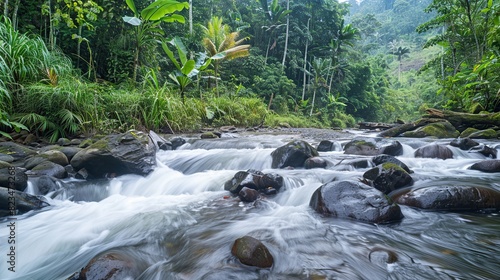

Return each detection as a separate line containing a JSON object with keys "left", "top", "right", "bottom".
{"left": 0, "top": 187, "right": 49, "bottom": 217}
{"left": 395, "top": 186, "right": 500, "bottom": 211}
{"left": 309, "top": 180, "right": 404, "bottom": 223}
{"left": 231, "top": 236, "right": 274, "bottom": 268}
{"left": 271, "top": 140, "right": 319, "bottom": 168}
{"left": 414, "top": 144, "right": 453, "bottom": 160}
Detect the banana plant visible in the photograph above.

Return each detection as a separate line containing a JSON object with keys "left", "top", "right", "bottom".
{"left": 161, "top": 37, "right": 211, "bottom": 101}
{"left": 123, "top": 0, "right": 189, "bottom": 82}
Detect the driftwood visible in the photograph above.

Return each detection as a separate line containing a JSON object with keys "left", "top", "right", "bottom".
{"left": 358, "top": 122, "right": 398, "bottom": 130}
{"left": 377, "top": 118, "right": 445, "bottom": 137}
{"left": 424, "top": 108, "right": 500, "bottom": 129}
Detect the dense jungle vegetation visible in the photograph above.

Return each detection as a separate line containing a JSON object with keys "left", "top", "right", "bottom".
{"left": 0, "top": 0, "right": 499, "bottom": 141}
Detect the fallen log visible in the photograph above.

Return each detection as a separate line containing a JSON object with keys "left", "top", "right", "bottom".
{"left": 358, "top": 122, "right": 397, "bottom": 130}
{"left": 377, "top": 118, "right": 445, "bottom": 137}
{"left": 425, "top": 109, "right": 500, "bottom": 130}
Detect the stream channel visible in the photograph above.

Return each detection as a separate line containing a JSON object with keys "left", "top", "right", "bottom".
{"left": 1, "top": 130, "right": 499, "bottom": 279}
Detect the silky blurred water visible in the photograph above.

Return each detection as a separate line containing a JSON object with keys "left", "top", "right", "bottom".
{"left": 1, "top": 133, "right": 499, "bottom": 279}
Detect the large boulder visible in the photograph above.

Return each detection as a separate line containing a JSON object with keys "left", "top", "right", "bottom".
{"left": 70, "top": 130, "right": 156, "bottom": 178}
{"left": 72, "top": 252, "right": 143, "bottom": 280}
{"left": 34, "top": 175, "right": 61, "bottom": 195}
{"left": 31, "top": 161, "right": 67, "bottom": 179}
{"left": 0, "top": 187, "right": 50, "bottom": 217}
{"left": 414, "top": 144, "right": 453, "bottom": 160}
{"left": 466, "top": 128, "right": 498, "bottom": 139}
{"left": 231, "top": 236, "right": 274, "bottom": 268}
{"left": 363, "top": 163, "right": 413, "bottom": 194}
{"left": 309, "top": 180, "right": 404, "bottom": 223}
{"left": 402, "top": 121, "right": 459, "bottom": 138}
{"left": 395, "top": 186, "right": 500, "bottom": 211}
{"left": 469, "top": 160, "right": 500, "bottom": 172}
{"left": 0, "top": 142, "right": 36, "bottom": 161}
{"left": 0, "top": 167, "right": 28, "bottom": 191}
{"left": 271, "top": 140, "right": 318, "bottom": 168}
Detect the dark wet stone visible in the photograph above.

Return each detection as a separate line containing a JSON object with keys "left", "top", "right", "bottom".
{"left": 414, "top": 144, "right": 453, "bottom": 160}
{"left": 31, "top": 161, "right": 67, "bottom": 179}
{"left": 372, "top": 155, "right": 412, "bottom": 173}
{"left": 239, "top": 187, "right": 259, "bottom": 202}
{"left": 0, "top": 167, "right": 28, "bottom": 191}
{"left": 35, "top": 175, "right": 60, "bottom": 195}
{"left": 379, "top": 141, "right": 403, "bottom": 156}
{"left": 363, "top": 163, "right": 413, "bottom": 194}
{"left": 450, "top": 137, "right": 480, "bottom": 150}
{"left": 309, "top": 180, "right": 404, "bottom": 223}
{"left": 224, "top": 171, "right": 261, "bottom": 194}
{"left": 0, "top": 153, "right": 14, "bottom": 163}
{"left": 475, "top": 145, "right": 497, "bottom": 159}
{"left": 260, "top": 173, "right": 284, "bottom": 191}
{"left": 343, "top": 138, "right": 379, "bottom": 156}
{"left": 170, "top": 137, "right": 187, "bottom": 150}
{"left": 231, "top": 236, "right": 274, "bottom": 268}
{"left": 58, "top": 147, "right": 83, "bottom": 161}
{"left": 395, "top": 186, "right": 500, "bottom": 211}
{"left": 75, "top": 168, "right": 89, "bottom": 180}
{"left": 0, "top": 187, "right": 49, "bottom": 217}
{"left": 317, "top": 140, "right": 339, "bottom": 152}
{"left": 71, "top": 130, "right": 156, "bottom": 178}
{"left": 271, "top": 140, "right": 318, "bottom": 168}
{"left": 77, "top": 252, "right": 142, "bottom": 280}
{"left": 470, "top": 160, "right": 500, "bottom": 173}
{"left": 304, "top": 156, "right": 327, "bottom": 169}
{"left": 149, "top": 130, "right": 172, "bottom": 151}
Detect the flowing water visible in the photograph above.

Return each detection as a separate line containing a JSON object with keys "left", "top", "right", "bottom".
{"left": 1, "top": 132, "right": 500, "bottom": 280}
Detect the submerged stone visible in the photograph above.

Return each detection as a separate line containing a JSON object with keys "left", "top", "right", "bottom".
{"left": 231, "top": 236, "right": 274, "bottom": 268}
{"left": 414, "top": 144, "right": 453, "bottom": 160}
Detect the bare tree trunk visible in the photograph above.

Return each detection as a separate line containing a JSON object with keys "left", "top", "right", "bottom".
{"left": 281, "top": 0, "right": 289, "bottom": 69}
{"left": 11, "top": 0, "right": 19, "bottom": 30}
{"left": 310, "top": 87, "right": 316, "bottom": 116}
{"left": 265, "top": 37, "right": 271, "bottom": 65}
{"left": 302, "top": 18, "right": 310, "bottom": 101}
{"left": 3, "top": 0, "right": 8, "bottom": 18}
{"left": 189, "top": 0, "right": 193, "bottom": 35}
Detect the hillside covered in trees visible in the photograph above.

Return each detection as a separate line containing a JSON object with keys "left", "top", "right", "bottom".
{"left": 0, "top": 0, "right": 499, "bottom": 141}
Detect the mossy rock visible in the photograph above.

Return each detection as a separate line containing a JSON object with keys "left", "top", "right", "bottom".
{"left": 467, "top": 129, "right": 498, "bottom": 139}
{"left": 460, "top": 127, "right": 479, "bottom": 138}
{"left": 402, "top": 121, "right": 459, "bottom": 138}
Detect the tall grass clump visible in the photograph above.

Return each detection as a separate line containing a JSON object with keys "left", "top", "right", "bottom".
{"left": 15, "top": 79, "right": 103, "bottom": 142}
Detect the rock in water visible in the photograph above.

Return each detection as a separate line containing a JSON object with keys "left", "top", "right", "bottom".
{"left": 363, "top": 163, "right": 413, "bottom": 194}
{"left": 71, "top": 130, "right": 156, "bottom": 178}
{"left": 75, "top": 252, "right": 142, "bottom": 280}
{"left": 231, "top": 236, "right": 274, "bottom": 268}
{"left": 470, "top": 160, "right": 500, "bottom": 172}
{"left": 414, "top": 144, "right": 453, "bottom": 160}
{"left": 0, "top": 187, "right": 49, "bottom": 217}
{"left": 271, "top": 140, "right": 318, "bottom": 168}
{"left": 395, "top": 186, "right": 500, "bottom": 211}
{"left": 310, "top": 180, "right": 404, "bottom": 223}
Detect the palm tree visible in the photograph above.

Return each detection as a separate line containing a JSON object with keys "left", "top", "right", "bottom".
{"left": 258, "top": 0, "right": 291, "bottom": 64}
{"left": 389, "top": 42, "right": 410, "bottom": 82}
{"left": 201, "top": 16, "right": 250, "bottom": 96}
{"left": 309, "top": 57, "right": 332, "bottom": 116}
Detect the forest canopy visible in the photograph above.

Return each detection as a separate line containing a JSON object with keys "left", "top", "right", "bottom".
{"left": 0, "top": 0, "right": 498, "bottom": 141}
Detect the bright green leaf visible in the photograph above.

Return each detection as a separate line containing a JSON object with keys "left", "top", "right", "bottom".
{"left": 123, "top": 16, "right": 141, "bottom": 26}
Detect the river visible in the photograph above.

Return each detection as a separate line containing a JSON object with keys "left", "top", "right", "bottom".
{"left": 1, "top": 130, "right": 499, "bottom": 279}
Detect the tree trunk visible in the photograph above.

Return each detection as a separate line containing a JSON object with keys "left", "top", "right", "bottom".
{"left": 265, "top": 37, "right": 271, "bottom": 65}
{"left": 281, "top": 0, "right": 289, "bottom": 69}
{"left": 310, "top": 87, "right": 316, "bottom": 116}
{"left": 268, "top": 92, "right": 274, "bottom": 110}
{"left": 189, "top": 0, "right": 193, "bottom": 35}
{"left": 12, "top": 0, "right": 20, "bottom": 30}
{"left": 377, "top": 118, "right": 445, "bottom": 137}
{"left": 425, "top": 108, "right": 500, "bottom": 129}
{"left": 301, "top": 19, "right": 310, "bottom": 101}
{"left": 3, "top": 0, "right": 8, "bottom": 18}
{"left": 76, "top": 25, "right": 82, "bottom": 69}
